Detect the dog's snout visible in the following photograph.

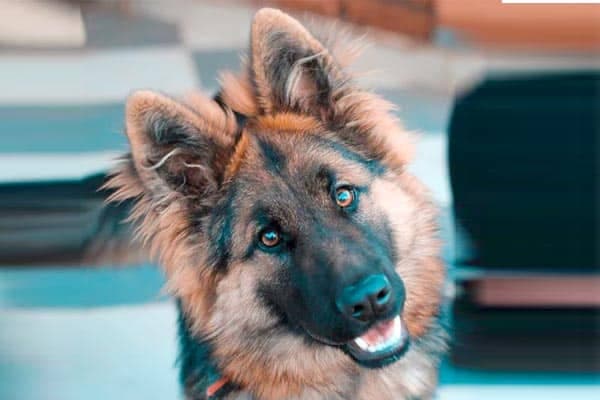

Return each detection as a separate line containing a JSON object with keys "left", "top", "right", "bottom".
{"left": 335, "top": 274, "right": 394, "bottom": 323}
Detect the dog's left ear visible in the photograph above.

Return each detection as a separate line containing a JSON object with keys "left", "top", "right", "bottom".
{"left": 123, "top": 91, "right": 235, "bottom": 201}
{"left": 250, "top": 8, "right": 344, "bottom": 117}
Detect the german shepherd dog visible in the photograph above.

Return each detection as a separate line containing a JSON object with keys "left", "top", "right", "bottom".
{"left": 105, "top": 8, "right": 446, "bottom": 399}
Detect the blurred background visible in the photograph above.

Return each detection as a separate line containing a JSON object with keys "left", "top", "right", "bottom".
{"left": 0, "top": 0, "right": 598, "bottom": 399}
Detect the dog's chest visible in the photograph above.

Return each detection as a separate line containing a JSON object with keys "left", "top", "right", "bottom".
{"left": 220, "top": 360, "right": 437, "bottom": 400}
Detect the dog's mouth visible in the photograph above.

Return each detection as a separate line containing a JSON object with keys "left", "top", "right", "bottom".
{"left": 344, "top": 315, "right": 410, "bottom": 368}
{"left": 299, "top": 314, "right": 410, "bottom": 368}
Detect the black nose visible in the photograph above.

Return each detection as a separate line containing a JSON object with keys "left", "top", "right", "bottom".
{"left": 336, "top": 274, "right": 394, "bottom": 323}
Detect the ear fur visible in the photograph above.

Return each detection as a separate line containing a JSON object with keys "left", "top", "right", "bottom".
{"left": 250, "top": 8, "right": 346, "bottom": 117}
{"left": 124, "top": 90, "right": 236, "bottom": 200}
{"left": 248, "top": 8, "right": 414, "bottom": 167}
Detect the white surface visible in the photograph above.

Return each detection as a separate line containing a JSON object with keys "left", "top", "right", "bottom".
{"left": 409, "top": 133, "right": 451, "bottom": 207}
{"left": 0, "top": 152, "right": 120, "bottom": 183}
{"left": 0, "top": 302, "right": 181, "bottom": 400}
{"left": 0, "top": 0, "right": 85, "bottom": 48}
{"left": 0, "top": 47, "right": 198, "bottom": 105}
{"left": 134, "top": 1, "right": 252, "bottom": 50}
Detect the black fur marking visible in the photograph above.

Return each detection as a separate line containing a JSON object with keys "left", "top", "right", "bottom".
{"left": 338, "top": 126, "right": 392, "bottom": 167}
{"left": 206, "top": 184, "right": 238, "bottom": 271}
{"left": 304, "top": 165, "right": 334, "bottom": 199}
{"left": 145, "top": 110, "right": 200, "bottom": 148}
{"left": 318, "top": 136, "right": 386, "bottom": 176}
{"left": 257, "top": 137, "right": 287, "bottom": 173}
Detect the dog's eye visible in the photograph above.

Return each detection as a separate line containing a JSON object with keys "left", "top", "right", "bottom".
{"left": 334, "top": 186, "right": 357, "bottom": 209}
{"left": 259, "top": 228, "right": 281, "bottom": 248}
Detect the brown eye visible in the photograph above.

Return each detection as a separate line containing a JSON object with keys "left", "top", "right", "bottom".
{"left": 335, "top": 186, "right": 356, "bottom": 208}
{"left": 260, "top": 228, "right": 281, "bottom": 248}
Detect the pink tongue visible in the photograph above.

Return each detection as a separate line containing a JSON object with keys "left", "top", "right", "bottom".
{"left": 361, "top": 319, "right": 394, "bottom": 346}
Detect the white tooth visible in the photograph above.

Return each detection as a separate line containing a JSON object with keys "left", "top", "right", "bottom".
{"left": 354, "top": 337, "right": 369, "bottom": 350}
{"left": 393, "top": 317, "right": 402, "bottom": 341}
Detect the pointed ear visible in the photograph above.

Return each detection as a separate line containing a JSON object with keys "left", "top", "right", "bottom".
{"left": 250, "top": 8, "right": 344, "bottom": 116}
{"left": 125, "top": 91, "right": 235, "bottom": 200}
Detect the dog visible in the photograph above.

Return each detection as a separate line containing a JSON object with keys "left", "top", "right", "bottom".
{"left": 105, "top": 8, "right": 447, "bottom": 399}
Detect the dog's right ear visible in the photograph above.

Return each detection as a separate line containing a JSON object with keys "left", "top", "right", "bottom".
{"left": 124, "top": 91, "right": 235, "bottom": 200}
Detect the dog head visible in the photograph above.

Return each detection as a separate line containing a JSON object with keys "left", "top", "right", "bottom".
{"left": 108, "top": 8, "right": 444, "bottom": 398}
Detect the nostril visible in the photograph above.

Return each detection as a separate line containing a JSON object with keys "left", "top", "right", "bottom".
{"left": 375, "top": 287, "right": 390, "bottom": 304}
{"left": 337, "top": 274, "right": 392, "bottom": 322}
{"left": 351, "top": 304, "right": 365, "bottom": 318}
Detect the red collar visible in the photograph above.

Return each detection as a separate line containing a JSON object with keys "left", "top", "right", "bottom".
{"left": 206, "top": 375, "right": 231, "bottom": 398}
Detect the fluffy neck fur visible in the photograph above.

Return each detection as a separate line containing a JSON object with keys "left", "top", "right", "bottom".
{"left": 178, "top": 302, "right": 446, "bottom": 400}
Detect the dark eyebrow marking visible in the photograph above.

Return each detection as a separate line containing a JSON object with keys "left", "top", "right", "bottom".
{"left": 249, "top": 205, "right": 281, "bottom": 233}
{"left": 206, "top": 184, "right": 238, "bottom": 271}
{"left": 257, "top": 137, "right": 287, "bottom": 173}
{"left": 316, "top": 165, "right": 334, "bottom": 185}
{"left": 316, "top": 136, "right": 386, "bottom": 175}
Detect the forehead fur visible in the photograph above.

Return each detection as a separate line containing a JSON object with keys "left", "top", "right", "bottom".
{"left": 222, "top": 114, "right": 321, "bottom": 181}
{"left": 217, "top": 89, "right": 416, "bottom": 182}
{"left": 239, "top": 129, "right": 378, "bottom": 183}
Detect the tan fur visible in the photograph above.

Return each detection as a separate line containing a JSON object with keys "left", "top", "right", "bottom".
{"left": 371, "top": 172, "right": 445, "bottom": 338}
{"left": 254, "top": 113, "right": 322, "bottom": 134}
{"left": 219, "top": 70, "right": 259, "bottom": 117}
{"left": 107, "top": 8, "right": 446, "bottom": 400}
{"left": 223, "top": 131, "right": 250, "bottom": 182}
{"left": 183, "top": 91, "right": 238, "bottom": 136}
